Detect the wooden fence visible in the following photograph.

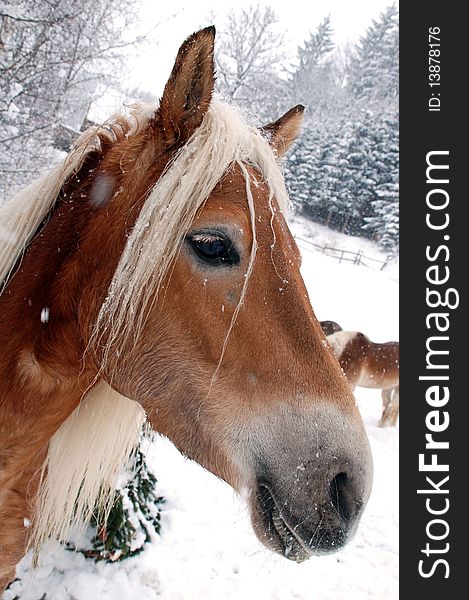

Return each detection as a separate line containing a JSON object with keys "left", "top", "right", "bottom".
{"left": 294, "top": 235, "right": 390, "bottom": 271}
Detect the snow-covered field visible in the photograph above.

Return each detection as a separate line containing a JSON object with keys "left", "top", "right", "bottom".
{"left": 3, "top": 221, "right": 398, "bottom": 600}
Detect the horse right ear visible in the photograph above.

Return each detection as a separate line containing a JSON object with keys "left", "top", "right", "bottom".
{"left": 261, "top": 105, "right": 305, "bottom": 157}
{"left": 158, "top": 26, "right": 216, "bottom": 148}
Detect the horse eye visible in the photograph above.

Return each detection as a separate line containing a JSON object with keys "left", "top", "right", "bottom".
{"left": 187, "top": 232, "right": 240, "bottom": 267}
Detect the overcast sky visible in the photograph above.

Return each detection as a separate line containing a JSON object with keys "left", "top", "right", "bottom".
{"left": 127, "top": 0, "right": 396, "bottom": 96}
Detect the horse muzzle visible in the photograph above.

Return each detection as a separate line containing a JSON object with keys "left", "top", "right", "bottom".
{"left": 252, "top": 470, "right": 365, "bottom": 562}
{"left": 246, "top": 404, "right": 373, "bottom": 561}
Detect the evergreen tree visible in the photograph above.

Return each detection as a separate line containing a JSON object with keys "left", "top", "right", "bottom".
{"left": 349, "top": 4, "right": 399, "bottom": 101}
{"left": 71, "top": 442, "right": 164, "bottom": 562}
{"left": 292, "top": 16, "right": 334, "bottom": 87}
{"left": 286, "top": 118, "right": 353, "bottom": 231}
{"left": 312, "top": 133, "right": 346, "bottom": 226}
{"left": 286, "top": 103, "right": 399, "bottom": 246}
{"left": 285, "top": 7, "right": 400, "bottom": 240}
{"left": 289, "top": 17, "right": 338, "bottom": 118}
{"left": 340, "top": 113, "right": 380, "bottom": 234}
{"left": 363, "top": 110, "right": 399, "bottom": 252}
{"left": 284, "top": 125, "right": 319, "bottom": 215}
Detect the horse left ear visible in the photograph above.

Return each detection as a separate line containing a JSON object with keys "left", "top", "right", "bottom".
{"left": 261, "top": 105, "right": 305, "bottom": 157}
{"left": 159, "top": 26, "right": 216, "bottom": 147}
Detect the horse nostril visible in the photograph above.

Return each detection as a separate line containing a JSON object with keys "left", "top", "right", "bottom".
{"left": 329, "top": 472, "right": 353, "bottom": 523}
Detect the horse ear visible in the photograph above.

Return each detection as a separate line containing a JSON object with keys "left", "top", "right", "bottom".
{"left": 261, "top": 105, "right": 305, "bottom": 157}
{"left": 159, "top": 26, "right": 216, "bottom": 147}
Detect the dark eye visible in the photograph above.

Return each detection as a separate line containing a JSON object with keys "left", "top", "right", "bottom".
{"left": 187, "top": 231, "right": 240, "bottom": 266}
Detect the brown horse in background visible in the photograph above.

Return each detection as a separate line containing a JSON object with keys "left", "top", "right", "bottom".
{"left": 327, "top": 331, "right": 399, "bottom": 427}
{"left": 0, "top": 28, "right": 373, "bottom": 591}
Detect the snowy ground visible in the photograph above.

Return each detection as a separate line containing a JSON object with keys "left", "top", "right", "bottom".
{"left": 4, "top": 221, "right": 398, "bottom": 600}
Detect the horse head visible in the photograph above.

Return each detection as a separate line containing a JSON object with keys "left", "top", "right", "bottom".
{"left": 0, "top": 28, "right": 373, "bottom": 572}
{"left": 75, "top": 27, "right": 373, "bottom": 560}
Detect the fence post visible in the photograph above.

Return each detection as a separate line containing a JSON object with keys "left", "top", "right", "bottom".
{"left": 381, "top": 256, "right": 390, "bottom": 271}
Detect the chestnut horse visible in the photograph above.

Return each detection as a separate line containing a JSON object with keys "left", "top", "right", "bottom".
{"left": 0, "top": 27, "right": 373, "bottom": 590}
{"left": 327, "top": 331, "right": 399, "bottom": 427}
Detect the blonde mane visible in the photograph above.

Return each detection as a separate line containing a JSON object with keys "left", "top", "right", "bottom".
{"left": 31, "top": 380, "right": 146, "bottom": 559}
{"left": 92, "top": 98, "right": 290, "bottom": 367}
{"left": 0, "top": 104, "right": 151, "bottom": 292}
{"left": 3, "top": 98, "right": 291, "bottom": 559}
